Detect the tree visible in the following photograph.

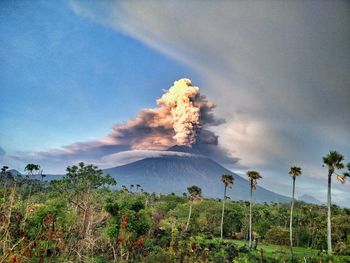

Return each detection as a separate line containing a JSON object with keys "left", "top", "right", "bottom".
{"left": 288, "top": 166, "right": 302, "bottom": 257}
{"left": 220, "top": 174, "right": 234, "bottom": 240}
{"left": 1, "top": 166, "right": 12, "bottom": 187}
{"left": 185, "top": 185, "right": 202, "bottom": 231}
{"left": 322, "top": 151, "right": 345, "bottom": 253}
{"left": 24, "top": 164, "right": 40, "bottom": 177}
{"left": 266, "top": 226, "right": 290, "bottom": 245}
{"left": 51, "top": 162, "right": 116, "bottom": 238}
{"left": 246, "top": 170, "right": 262, "bottom": 249}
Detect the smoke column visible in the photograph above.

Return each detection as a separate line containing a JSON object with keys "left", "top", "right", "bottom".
{"left": 157, "top": 78, "right": 211, "bottom": 146}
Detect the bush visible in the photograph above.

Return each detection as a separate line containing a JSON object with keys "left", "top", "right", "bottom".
{"left": 266, "top": 226, "right": 289, "bottom": 245}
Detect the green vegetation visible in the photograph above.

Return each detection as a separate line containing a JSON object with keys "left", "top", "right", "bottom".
{"left": 288, "top": 166, "right": 302, "bottom": 257}
{"left": 0, "top": 152, "right": 350, "bottom": 262}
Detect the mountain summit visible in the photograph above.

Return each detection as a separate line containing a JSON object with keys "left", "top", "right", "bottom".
{"left": 166, "top": 145, "right": 203, "bottom": 154}
{"left": 104, "top": 153, "right": 290, "bottom": 203}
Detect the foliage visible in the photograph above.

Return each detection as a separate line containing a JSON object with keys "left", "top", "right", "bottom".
{"left": 266, "top": 226, "right": 290, "bottom": 245}
{"left": 0, "top": 162, "right": 349, "bottom": 262}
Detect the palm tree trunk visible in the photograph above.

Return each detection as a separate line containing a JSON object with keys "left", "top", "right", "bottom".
{"left": 249, "top": 179, "right": 253, "bottom": 249}
{"left": 186, "top": 202, "right": 192, "bottom": 231}
{"left": 327, "top": 171, "right": 332, "bottom": 253}
{"left": 290, "top": 176, "right": 295, "bottom": 257}
{"left": 220, "top": 185, "right": 227, "bottom": 240}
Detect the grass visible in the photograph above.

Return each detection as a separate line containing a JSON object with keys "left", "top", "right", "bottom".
{"left": 231, "top": 239, "right": 319, "bottom": 257}
{"left": 227, "top": 239, "right": 350, "bottom": 262}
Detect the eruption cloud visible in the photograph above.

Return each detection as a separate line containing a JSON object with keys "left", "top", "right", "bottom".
{"left": 157, "top": 78, "right": 213, "bottom": 146}
{"left": 106, "top": 78, "right": 219, "bottom": 150}
{"left": 12, "top": 78, "right": 235, "bottom": 170}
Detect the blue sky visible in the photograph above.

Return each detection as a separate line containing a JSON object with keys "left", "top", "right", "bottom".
{"left": 1, "top": 0, "right": 349, "bottom": 206}
{"left": 0, "top": 0, "right": 196, "bottom": 152}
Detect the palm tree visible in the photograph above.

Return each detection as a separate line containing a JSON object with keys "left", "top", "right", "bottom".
{"left": 185, "top": 185, "right": 202, "bottom": 231}
{"left": 322, "top": 151, "right": 345, "bottom": 253}
{"left": 246, "top": 170, "right": 262, "bottom": 249}
{"left": 220, "top": 174, "right": 234, "bottom": 240}
{"left": 336, "top": 162, "right": 350, "bottom": 184}
{"left": 288, "top": 166, "right": 302, "bottom": 257}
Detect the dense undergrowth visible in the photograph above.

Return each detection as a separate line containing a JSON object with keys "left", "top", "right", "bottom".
{"left": 0, "top": 163, "right": 349, "bottom": 262}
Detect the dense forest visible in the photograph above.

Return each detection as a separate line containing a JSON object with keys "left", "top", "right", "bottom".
{"left": 0, "top": 161, "right": 349, "bottom": 263}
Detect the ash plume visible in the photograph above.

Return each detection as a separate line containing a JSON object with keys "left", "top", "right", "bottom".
{"left": 12, "top": 78, "right": 232, "bottom": 169}
{"left": 157, "top": 78, "right": 215, "bottom": 146}
{"left": 106, "top": 78, "right": 220, "bottom": 149}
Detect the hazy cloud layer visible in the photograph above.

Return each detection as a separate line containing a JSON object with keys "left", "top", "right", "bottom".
{"left": 100, "top": 150, "right": 199, "bottom": 168}
{"left": 69, "top": 0, "right": 350, "bottom": 206}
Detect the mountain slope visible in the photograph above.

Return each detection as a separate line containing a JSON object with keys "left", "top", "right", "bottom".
{"left": 298, "top": 194, "right": 323, "bottom": 205}
{"left": 104, "top": 155, "right": 290, "bottom": 203}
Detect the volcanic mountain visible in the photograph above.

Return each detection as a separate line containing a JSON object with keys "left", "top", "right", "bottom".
{"left": 104, "top": 146, "right": 290, "bottom": 203}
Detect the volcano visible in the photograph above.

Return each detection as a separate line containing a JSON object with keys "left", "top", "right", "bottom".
{"left": 104, "top": 146, "right": 290, "bottom": 203}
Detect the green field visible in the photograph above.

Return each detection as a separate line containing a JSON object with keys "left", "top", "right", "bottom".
{"left": 230, "top": 239, "right": 350, "bottom": 262}
{"left": 232, "top": 239, "right": 318, "bottom": 256}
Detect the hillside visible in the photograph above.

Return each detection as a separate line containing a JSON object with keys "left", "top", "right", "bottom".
{"left": 104, "top": 155, "right": 290, "bottom": 203}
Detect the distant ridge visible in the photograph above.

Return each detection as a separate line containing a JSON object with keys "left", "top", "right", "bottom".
{"left": 8, "top": 169, "right": 22, "bottom": 177}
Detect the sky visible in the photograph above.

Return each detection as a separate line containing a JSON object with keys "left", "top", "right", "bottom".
{"left": 1, "top": 0, "right": 349, "bottom": 206}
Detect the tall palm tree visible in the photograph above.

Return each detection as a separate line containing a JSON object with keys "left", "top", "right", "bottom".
{"left": 322, "top": 151, "right": 345, "bottom": 253}
{"left": 220, "top": 174, "right": 234, "bottom": 240}
{"left": 288, "top": 166, "right": 302, "bottom": 257}
{"left": 246, "top": 170, "right": 262, "bottom": 249}
{"left": 185, "top": 185, "right": 202, "bottom": 231}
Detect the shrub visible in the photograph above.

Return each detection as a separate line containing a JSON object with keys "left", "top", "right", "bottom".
{"left": 266, "top": 226, "right": 289, "bottom": 245}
